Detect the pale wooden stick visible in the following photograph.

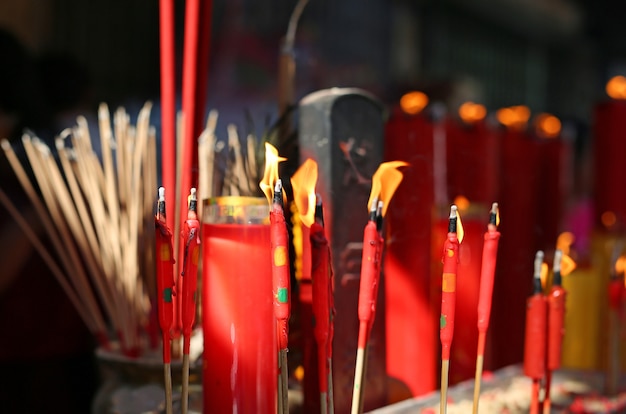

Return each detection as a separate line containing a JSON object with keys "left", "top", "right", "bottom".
{"left": 164, "top": 362, "right": 173, "bottom": 414}
{"left": 22, "top": 136, "right": 107, "bottom": 333}
{"left": 37, "top": 141, "right": 117, "bottom": 323}
{"left": 351, "top": 347, "right": 366, "bottom": 414}
{"left": 227, "top": 124, "right": 248, "bottom": 195}
{"left": 245, "top": 133, "right": 259, "bottom": 194}
{"left": 1, "top": 139, "right": 77, "bottom": 283}
{"left": 182, "top": 353, "right": 190, "bottom": 414}
{"left": 440, "top": 359, "right": 450, "bottom": 414}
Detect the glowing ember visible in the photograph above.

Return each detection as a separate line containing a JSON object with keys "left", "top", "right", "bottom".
{"left": 367, "top": 161, "right": 408, "bottom": 217}
{"left": 290, "top": 158, "right": 318, "bottom": 227}
{"left": 400, "top": 91, "right": 429, "bottom": 115}
{"left": 260, "top": 142, "right": 287, "bottom": 205}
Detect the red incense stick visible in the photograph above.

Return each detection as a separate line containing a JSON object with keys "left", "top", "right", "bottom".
{"left": 351, "top": 201, "right": 382, "bottom": 414}
{"left": 472, "top": 202, "right": 500, "bottom": 414}
{"left": 155, "top": 187, "right": 176, "bottom": 414}
{"left": 271, "top": 179, "right": 291, "bottom": 414}
{"left": 524, "top": 251, "right": 547, "bottom": 414}
{"left": 440, "top": 205, "right": 461, "bottom": 414}
{"left": 180, "top": 188, "right": 200, "bottom": 414}
{"left": 311, "top": 198, "right": 332, "bottom": 414}
{"left": 158, "top": 0, "right": 176, "bottom": 239}
{"left": 544, "top": 249, "right": 566, "bottom": 413}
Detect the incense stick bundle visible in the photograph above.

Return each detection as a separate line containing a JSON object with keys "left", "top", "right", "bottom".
{"left": 1, "top": 102, "right": 157, "bottom": 355}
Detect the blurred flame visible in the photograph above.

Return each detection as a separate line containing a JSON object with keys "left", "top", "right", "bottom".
{"left": 457, "top": 209, "right": 464, "bottom": 244}
{"left": 615, "top": 255, "right": 626, "bottom": 276}
{"left": 260, "top": 142, "right": 287, "bottom": 205}
{"left": 535, "top": 113, "right": 561, "bottom": 138}
{"left": 453, "top": 195, "right": 470, "bottom": 211}
{"left": 561, "top": 254, "right": 577, "bottom": 277}
{"left": 290, "top": 158, "right": 318, "bottom": 227}
{"left": 606, "top": 76, "right": 626, "bottom": 100}
{"left": 400, "top": 91, "right": 429, "bottom": 115}
{"left": 541, "top": 262, "right": 549, "bottom": 289}
{"left": 557, "top": 232, "right": 575, "bottom": 256}
{"left": 458, "top": 102, "right": 487, "bottom": 123}
{"left": 496, "top": 105, "right": 530, "bottom": 129}
{"left": 367, "top": 161, "right": 408, "bottom": 217}
{"left": 601, "top": 211, "right": 617, "bottom": 229}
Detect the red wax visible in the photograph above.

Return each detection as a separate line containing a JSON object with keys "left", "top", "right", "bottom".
{"left": 547, "top": 286, "right": 566, "bottom": 371}
{"left": 357, "top": 220, "right": 381, "bottom": 349}
{"left": 384, "top": 108, "right": 436, "bottom": 396}
{"left": 492, "top": 128, "right": 541, "bottom": 368}
{"left": 593, "top": 100, "right": 626, "bottom": 228}
{"left": 523, "top": 294, "right": 547, "bottom": 379}
{"left": 446, "top": 119, "right": 499, "bottom": 204}
{"left": 202, "top": 223, "right": 276, "bottom": 414}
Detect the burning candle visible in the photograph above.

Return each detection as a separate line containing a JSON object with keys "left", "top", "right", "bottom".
{"left": 544, "top": 249, "right": 567, "bottom": 413}
{"left": 439, "top": 205, "right": 462, "bottom": 414}
{"left": 524, "top": 251, "right": 547, "bottom": 414}
{"left": 270, "top": 179, "right": 291, "bottom": 414}
{"left": 154, "top": 187, "right": 175, "bottom": 414}
{"left": 472, "top": 202, "right": 500, "bottom": 414}
{"left": 352, "top": 161, "right": 407, "bottom": 414}
{"left": 181, "top": 188, "right": 200, "bottom": 414}
{"left": 311, "top": 203, "right": 332, "bottom": 414}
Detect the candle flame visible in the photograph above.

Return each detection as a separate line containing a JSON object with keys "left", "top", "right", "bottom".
{"left": 601, "top": 211, "right": 617, "bottom": 229}
{"left": 496, "top": 105, "right": 530, "bottom": 130}
{"left": 457, "top": 209, "right": 464, "bottom": 244}
{"left": 540, "top": 262, "right": 549, "bottom": 289}
{"left": 260, "top": 142, "right": 287, "bottom": 205}
{"left": 556, "top": 232, "right": 575, "bottom": 256}
{"left": 290, "top": 158, "right": 318, "bottom": 227}
{"left": 615, "top": 255, "right": 626, "bottom": 276}
{"left": 606, "top": 76, "right": 626, "bottom": 100}
{"left": 493, "top": 202, "right": 500, "bottom": 227}
{"left": 400, "top": 91, "right": 428, "bottom": 115}
{"left": 453, "top": 195, "right": 470, "bottom": 211}
{"left": 535, "top": 113, "right": 561, "bottom": 138}
{"left": 560, "top": 254, "right": 576, "bottom": 277}
{"left": 458, "top": 102, "right": 487, "bottom": 123}
{"left": 367, "top": 161, "right": 409, "bottom": 217}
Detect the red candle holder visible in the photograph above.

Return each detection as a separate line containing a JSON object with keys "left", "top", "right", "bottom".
{"left": 201, "top": 197, "right": 276, "bottom": 413}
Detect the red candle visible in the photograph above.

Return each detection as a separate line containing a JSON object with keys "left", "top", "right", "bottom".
{"left": 384, "top": 106, "right": 436, "bottom": 396}
{"left": 524, "top": 251, "right": 547, "bottom": 414}
{"left": 181, "top": 189, "right": 200, "bottom": 353}
{"left": 446, "top": 115, "right": 498, "bottom": 205}
{"left": 201, "top": 197, "right": 276, "bottom": 413}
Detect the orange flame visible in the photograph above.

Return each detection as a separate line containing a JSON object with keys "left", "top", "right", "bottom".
{"left": 561, "top": 254, "right": 576, "bottom": 277}
{"left": 260, "top": 142, "right": 287, "bottom": 205}
{"left": 456, "top": 208, "right": 465, "bottom": 244}
{"left": 290, "top": 158, "right": 318, "bottom": 227}
{"left": 367, "top": 161, "right": 409, "bottom": 217}
{"left": 557, "top": 232, "right": 575, "bottom": 256}
{"left": 540, "top": 262, "right": 549, "bottom": 289}
{"left": 458, "top": 102, "right": 487, "bottom": 123}
{"left": 400, "top": 91, "right": 429, "bottom": 115}
{"left": 535, "top": 113, "right": 561, "bottom": 138}
{"left": 615, "top": 255, "right": 626, "bottom": 276}
{"left": 496, "top": 105, "right": 530, "bottom": 130}
{"left": 453, "top": 195, "right": 470, "bottom": 211}
{"left": 606, "top": 76, "right": 626, "bottom": 100}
